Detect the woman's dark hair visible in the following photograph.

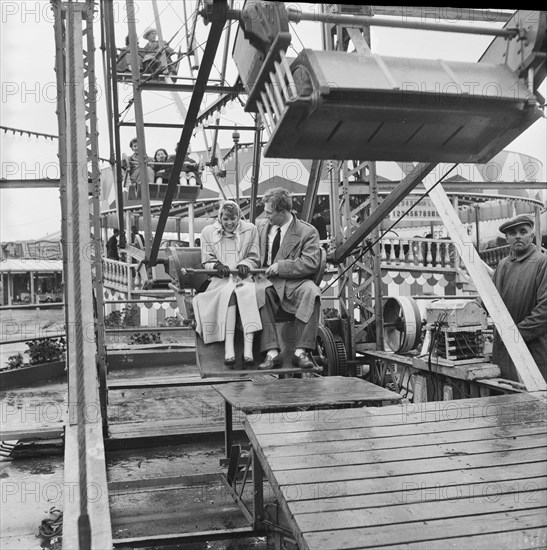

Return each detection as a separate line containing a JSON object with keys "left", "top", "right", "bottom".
{"left": 129, "top": 137, "right": 138, "bottom": 148}
{"left": 154, "top": 148, "right": 169, "bottom": 161}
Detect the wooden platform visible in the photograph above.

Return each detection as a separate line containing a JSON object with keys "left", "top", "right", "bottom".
{"left": 196, "top": 323, "right": 322, "bottom": 378}
{"left": 215, "top": 376, "right": 402, "bottom": 413}
{"left": 216, "top": 377, "right": 401, "bottom": 461}
{"left": 244, "top": 392, "right": 547, "bottom": 549}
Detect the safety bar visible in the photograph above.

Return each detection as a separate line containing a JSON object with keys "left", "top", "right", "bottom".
{"left": 180, "top": 268, "right": 268, "bottom": 275}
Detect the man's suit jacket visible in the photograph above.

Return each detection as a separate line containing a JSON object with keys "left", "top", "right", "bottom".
{"left": 256, "top": 215, "right": 321, "bottom": 322}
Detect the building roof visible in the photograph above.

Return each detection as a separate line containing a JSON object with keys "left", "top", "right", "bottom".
{"left": 0, "top": 259, "right": 63, "bottom": 273}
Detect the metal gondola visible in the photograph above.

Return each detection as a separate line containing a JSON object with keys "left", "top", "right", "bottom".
{"left": 163, "top": 245, "right": 341, "bottom": 377}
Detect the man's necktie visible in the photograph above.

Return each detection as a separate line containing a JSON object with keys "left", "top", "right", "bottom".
{"left": 271, "top": 227, "right": 281, "bottom": 265}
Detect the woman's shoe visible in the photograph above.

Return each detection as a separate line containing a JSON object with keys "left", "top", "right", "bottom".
{"left": 224, "top": 357, "right": 235, "bottom": 369}
{"left": 242, "top": 356, "right": 255, "bottom": 369}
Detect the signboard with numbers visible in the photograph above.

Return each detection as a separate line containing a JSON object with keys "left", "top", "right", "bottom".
{"left": 390, "top": 197, "right": 441, "bottom": 222}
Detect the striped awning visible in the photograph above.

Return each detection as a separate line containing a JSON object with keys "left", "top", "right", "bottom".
{"left": 0, "top": 259, "right": 63, "bottom": 273}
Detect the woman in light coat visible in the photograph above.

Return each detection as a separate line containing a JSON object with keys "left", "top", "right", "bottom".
{"left": 193, "top": 201, "right": 262, "bottom": 367}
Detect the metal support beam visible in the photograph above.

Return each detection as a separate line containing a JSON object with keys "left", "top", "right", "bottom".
{"left": 83, "top": 4, "right": 109, "bottom": 434}
{"left": 333, "top": 163, "right": 436, "bottom": 263}
{"left": 140, "top": 82, "right": 239, "bottom": 93}
{"left": 370, "top": 7, "right": 513, "bottom": 23}
{"left": 103, "top": 0, "right": 125, "bottom": 240}
{"left": 149, "top": 1, "right": 228, "bottom": 266}
{"left": 57, "top": 2, "right": 113, "bottom": 548}
{"left": 285, "top": 8, "right": 519, "bottom": 37}
{"left": 250, "top": 117, "right": 262, "bottom": 223}
{"left": 119, "top": 122, "right": 255, "bottom": 130}
{"left": 301, "top": 160, "right": 324, "bottom": 223}
{"left": 369, "top": 162, "right": 384, "bottom": 351}
{"left": 127, "top": 0, "right": 153, "bottom": 255}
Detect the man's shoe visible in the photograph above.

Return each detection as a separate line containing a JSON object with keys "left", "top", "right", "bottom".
{"left": 257, "top": 354, "right": 283, "bottom": 370}
{"left": 292, "top": 352, "right": 314, "bottom": 369}
{"left": 224, "top": 357, "right": 235, "bottom": 369}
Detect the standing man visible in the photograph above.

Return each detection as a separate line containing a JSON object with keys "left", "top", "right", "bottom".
{"left": 106, "top": 229, "right": 120, "bottom": 261}
{"left": 131, "top": 225, "right": 145, "bottom": 248}
{"left": 492, "top": 214, "right": 547, "bottom": 382}
{"left": 255, "top": 187, "right": 322, "bottom": 370}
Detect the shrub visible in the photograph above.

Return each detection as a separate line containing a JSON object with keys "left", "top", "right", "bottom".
{"left": 104, "top": 310, "right": 124, "bottom": 328}
{"left": 123, "top": 305, "right": 140, "bottom": 327}
{"left": 24, "top": 337, "right": 66, "bottom": 365}
{"left": 5, "top": 353, "right": 24, "bottom": 370}
{"left": 128, "top": 332, "right": 162, "bottom": 345}
{"left": 104, "top": 305, "right": 140, "bottom": 328}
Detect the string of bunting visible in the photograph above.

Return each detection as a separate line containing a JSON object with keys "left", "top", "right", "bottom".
{"left": 1, "top": 125, "right": 57, "bottom": 141}
{"left": 1, "top": 125, "right": 110, "bottom": 163}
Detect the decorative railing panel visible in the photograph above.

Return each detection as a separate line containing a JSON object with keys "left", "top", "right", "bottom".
{"left": 380, "top": 237, "right": 458, "bottom": 270}
{"left": 103, "top": 259, "right": 133, "bottom": 292}
{"left": 479, "top": 245, "right": 510, "bottom": 267}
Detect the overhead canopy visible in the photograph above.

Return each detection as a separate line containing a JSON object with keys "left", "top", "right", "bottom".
{"left": 0, "top": 259, "right": 63, "bottom": 273}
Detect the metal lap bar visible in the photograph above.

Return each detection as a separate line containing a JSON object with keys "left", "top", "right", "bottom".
{"left": 280, "top": 51, "right": 297, "bottom": 98}
{"left": 265, "top": 82, "right": 281, "bottom": 120}
{"left": 268, "top": 70, "right": 285, "bottom": 111}
{"left": 256, "top": 102, "right": 271, "bottom": 137}
{"left": 274, "top": 60, "right": 290, "bottom": 101}
{"left": 260, "top": 90, "right": 277, "bottom": 124}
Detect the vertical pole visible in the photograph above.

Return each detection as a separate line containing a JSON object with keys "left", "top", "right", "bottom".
{"left": 8, "top": 274, "right": 13, "bottom": 306}
{"left": 370, "top": 163, "right": 384, "bottom": 351}
{"left": 30, "top": 273, "right": 35, "bottom": 304}
{"left": 534, "top": 205, "right": 541, "bottom": 247}
{"left": 474, "top": 205, "right": 480, "bottom": 249}
{"left": 52, "top": 0, "right": 70, "bottom": 332}
{"left": 249, "top": 116, "right": 262, "bottom": 223}
{"left": 85, "top": 2, "right": 109, "bottom": 434}
{"left": 234, "top": 144, "right": 239, "bottom": 204}
{"left": 102, "top": 0, "right": 125, "bottom": 241}
{"left": 126, "top": 0, "right": 153, "bottom": 257}
{"left": 65, "top": 3, "right": 95, "bottom": 546}
{"left": 188, "top": 205, "right": 195, "bottom": 246}
{"left": 252, "top": 450, "right": 264, "bottom": 530}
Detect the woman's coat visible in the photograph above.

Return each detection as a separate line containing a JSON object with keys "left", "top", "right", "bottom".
{"left": 193, "top": 220, "right": 263, "bottom": 344}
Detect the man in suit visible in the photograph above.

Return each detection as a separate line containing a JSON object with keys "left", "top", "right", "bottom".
{"left": 106, "top": 229, "right": 120, "bottom": 261}
{"left": 255, "top": 187, "right": 322, "bottom": 370}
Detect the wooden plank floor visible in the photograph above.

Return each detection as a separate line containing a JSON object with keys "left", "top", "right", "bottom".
{"left": 244, "top": 392, "right": 547, "bottom": 550}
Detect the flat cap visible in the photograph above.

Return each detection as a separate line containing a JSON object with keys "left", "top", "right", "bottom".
{"left": 499, "top": 214, "right": 534, "bottom": 234}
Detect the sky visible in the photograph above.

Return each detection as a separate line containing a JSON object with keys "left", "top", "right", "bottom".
{"left": 1, "top": 2, "right": 546, "bottom": 242}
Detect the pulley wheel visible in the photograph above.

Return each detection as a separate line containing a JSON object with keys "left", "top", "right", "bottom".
{"left": 383, "top": 296, "right": 422, "bottom": 353}
{"left": 315, "top": 324, "right": 348, "bottom": 376}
